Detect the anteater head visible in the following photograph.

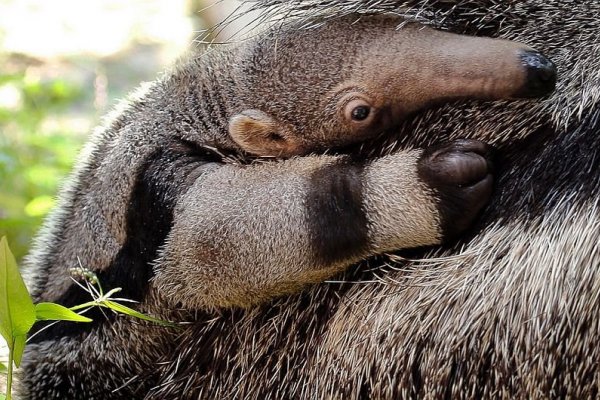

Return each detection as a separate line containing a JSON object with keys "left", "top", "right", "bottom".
{"left": 228, "top": 14, "right": 556, "bottom": 157}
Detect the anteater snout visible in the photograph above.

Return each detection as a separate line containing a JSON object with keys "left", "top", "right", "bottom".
{"left": 518, "top": 50, "right": 558, "bottom": 98}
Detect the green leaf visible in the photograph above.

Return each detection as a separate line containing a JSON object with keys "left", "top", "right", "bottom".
{"left": 0, "top": 237, "right": 36, "bottom": 361}
{"left": 0, "top": 393, "right": 6, "bottom": 400}
{"left": 102, "top": 301, "right": 177, "bottom": 328}
{"left": 12, "top": 335, "right": 26, "bottom": 367}
{"left": 35, "top": 303, "right": 92, "bottom": 323}
{"left": 0, "top": 361, "right": 7, "bottom": 374}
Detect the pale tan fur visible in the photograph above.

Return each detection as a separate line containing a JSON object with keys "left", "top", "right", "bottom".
{"left": 155, "top": 150, "right": 439, "bottom": 309}
{"left": 363, "top": 152, "right": 439, "bottom": 250}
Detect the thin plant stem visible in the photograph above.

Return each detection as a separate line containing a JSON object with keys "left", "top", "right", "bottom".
{"left": 68, "top": 302, "right": 98, "bottom": 312}
{"left": 6, "top": 342, "right": 13, "bottom": 400}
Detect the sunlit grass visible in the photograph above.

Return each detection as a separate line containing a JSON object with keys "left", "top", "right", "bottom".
{"left": 0, "top": 69, "right": 86, "bottom": 261}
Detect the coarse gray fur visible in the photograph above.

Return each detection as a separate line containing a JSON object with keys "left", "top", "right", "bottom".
{"left": 17, "top": 0, "right": 598, "bottom": 399}
{"left": 17, "top": 11, "right": 523, "bottom": 399}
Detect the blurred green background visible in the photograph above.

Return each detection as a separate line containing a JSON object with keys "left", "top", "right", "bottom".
{"left": 0, "top": 0, "right": 246, "bottom": 261}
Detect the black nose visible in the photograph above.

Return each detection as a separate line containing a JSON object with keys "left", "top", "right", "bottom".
{"left": 518, "top": 50, "right": 558, "bottom": 98}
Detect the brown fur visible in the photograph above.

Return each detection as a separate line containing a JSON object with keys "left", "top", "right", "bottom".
{"left": 225, "top": 17, "right": 552, "bottom": 157}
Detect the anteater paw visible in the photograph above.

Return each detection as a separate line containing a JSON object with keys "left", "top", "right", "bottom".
{"left": 418, "top": 139, "right": 494, "bottom": 241}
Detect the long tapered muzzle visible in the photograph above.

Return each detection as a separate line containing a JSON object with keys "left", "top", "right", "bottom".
{"left": 358, "top": 23, "right": 559, "bottom": 116}
{"left": 404, "top": 28, "right": 559, "bottom": 102}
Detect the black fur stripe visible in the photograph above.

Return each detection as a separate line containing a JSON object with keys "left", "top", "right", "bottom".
{"left": 306, "top": 160, "right": 369, "bottom": 264}
{"left": 28, "top": 140, "right": 220, "bottom": 342}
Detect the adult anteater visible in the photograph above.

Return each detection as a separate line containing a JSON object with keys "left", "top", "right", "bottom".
{"left": 18, "top": 0, "right": 598, "bottom": 399}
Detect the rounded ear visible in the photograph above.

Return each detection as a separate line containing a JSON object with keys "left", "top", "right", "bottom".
{"left": 228, "top": 109, "right": 302, "bottom": 157}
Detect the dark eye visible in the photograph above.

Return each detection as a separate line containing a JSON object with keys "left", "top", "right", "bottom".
{"left": 351, "top": 106, "right": 370, "bottom": 121}
{"left": 343, "top": 97, "right": 374, "bottom": 124}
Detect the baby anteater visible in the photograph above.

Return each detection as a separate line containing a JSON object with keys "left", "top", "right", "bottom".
{"left": 225, "top": 15, "right": 556, "bottom": 157}
{"left": 18, "top": 13, "right": 556, "bottom": 399}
